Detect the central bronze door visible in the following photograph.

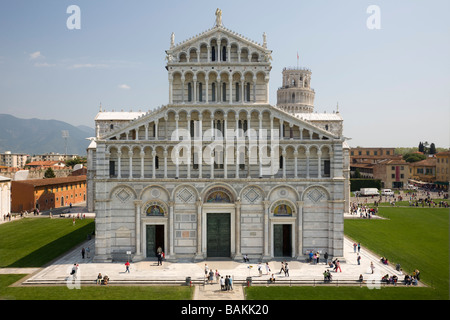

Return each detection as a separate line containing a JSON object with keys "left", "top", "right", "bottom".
{"left": 146, "top": 225, "right": 164, "bottom": 258}
{"left": 207, "top": 213, "right": 231, "bottom": 257}
{"left": 274, "top": 224, "right": 292, "bottom": 257}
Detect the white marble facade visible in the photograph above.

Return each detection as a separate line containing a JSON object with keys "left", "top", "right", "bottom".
{"left": 88, "top": 10, "right": 350, "bottom": 263}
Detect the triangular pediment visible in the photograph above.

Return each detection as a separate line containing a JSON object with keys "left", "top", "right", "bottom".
{"left": 167, "top": 25, "right": 270, "bottom": 57}
{"left": 100, "top": 104, "right": 339, "bottom": 142}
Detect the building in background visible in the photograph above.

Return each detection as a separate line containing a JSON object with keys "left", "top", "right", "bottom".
{"left": 0, "top": 151, "right": 29, "bottom": 168}
{"left": 435, "top": 151, "right": 450, "bottom": 191}
{"left": 373, "top": 159, "right": 410, "bottom": 189}
{"left": 11, "top": 175, "right": 86, "bottom": 212}
{"left": 409, "top": 157, "right": 436, "bottom": 183}
{"left": 0, "top": 175, "right": 11, "bottom": 217}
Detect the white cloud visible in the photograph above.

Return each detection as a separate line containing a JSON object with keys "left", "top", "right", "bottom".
{"left": 34, "top": 62, "right": 56, "bottom": 67}
{"left": 118, "top": 84, "right": 131, "bottom": 90}
{"left": 29, "top": 51, "right": 43, "bottom": 60}
{"left": 69, "top": 63, "right": 109, "bottom": 69}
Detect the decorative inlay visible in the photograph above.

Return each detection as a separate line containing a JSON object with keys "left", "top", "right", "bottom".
{"left": 243, "top": 187, "right": 261, "bottom": 203}
{"left": 177, "top": 187, "right": 194, "bottom": 203}
{"left": 116, "top": 188, "right": 131, "bottom": 202}
{"left": 307, "top": 188, "right": 325, "bottom": 203}
{"left": 151, "top": 188, "right": 161, "bottom": 198}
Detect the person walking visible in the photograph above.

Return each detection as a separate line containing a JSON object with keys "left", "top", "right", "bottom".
{"left": 358, "top": 242, "right": 361, "bottom": 253}
{"left": 81, "top": 247, "right": 85, "bottom": 259}
{"left": 357, "top": 254, "right": 361, "bottom": 265}
{"left": 125, "top": 260, "right": 130, "bottom": 273}
{"left": 324, "top": 252, "right": 329, "bottom": 265}
{"left": 370, "top": 262, "right": 375, "bottom": 274}
{"left": 279, "top": 261, "right": 285, "bottom": 274}
{"left": 316, "top": 252, "right": 320, "bottom": 264}
{"left": 335, "top": 260, "right": 342, "bottom": 272}
{"left": 265, "top": 262, "right": 271, "bottom": 275}
{"left": 353, "top": 242, "right": 357, "bottom": 253}
{"left": 284, "top": 263, "right": 289, "bottom": 277}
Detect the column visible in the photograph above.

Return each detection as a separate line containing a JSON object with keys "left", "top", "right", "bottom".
{"left": 187, "top": 147, "right": 191, "bottom": 179}
{"left": 152, "top": 150, "right": 156, "bottom": 179}
{"left": 317, "top": 150, "right": 322, "bottom": 178}
{"left": 294, "top": 150, "right": 298, "bottom": 178}
{"left": 262, "top": 200, "right": 270, "bottom": 259}
{"left": 198, "top": 115, "right": 203, "bottom": 178}
{"left": 210, "top": 150, "right": 214, "bottom": 179}
{"left": 205, "top": 76, "right": 209, "bottom": 103}
{"left": 144, "top": 124, "right": 149, "bottom": 140}
{"left": 229, "top": 78, "right": 232, "bottom": 104}
{"left": 265, "top": 76, "right": 269, "bottom": 103}
{"left": 253, "top": 78, "right": 256, "bottom": 102}
{"left": 195, "top": 200, "right": 203, "bottom": 260}
{"left": 169, "top": 201, "right": 175, "bottom": 258}
{"left": 175, "top": 114, "right": 179, "bottom": 141}
{"left": 282, "top": 150, "right": 286, "bottom": 178}
{"left": 140, "top": 149, "right": 145, "bottom": 179}
{"left": 224, "top": 117, "right": 228, "bottom": 178}
{"left": 134, "top": 200, "right": 142, "bottom": 258}
{"left": 234, "top": 200, "right": 242, "bottom": 260}
{"left": 241, "top": 79, "right": 245, "bottom": 103}
{"left": 296, "top": 201, "right": 304, "bottom": 259}
{"left": 117, "top": 151, "right": 122, "bottom": 178}
{"left": 175, "top": 147, "right": 179, "bottom": 178}
{"left": 128, "top": 150, "right": 133, "bottom": 179}
{"left": 181, "top": 77, "right": 185, "bottom": 103}
{"left": 235, "top": 149, "right": 239, "bottom": 179}
{"left": 306, "top": 150, "right": 310, "bottom": 179}
{"left": 154, "top": 120, "right": 159, "bottom": 140}
{"left": 193, "top": 78, "right": 197, "bottom": 103}
{"left": 270, "top": 116, "right": 274, "bottom": 140}
{"left": 169, "top": 78, "right": 173, "bottom": 104}
{"left": 207, "top": 46, "right": 211, "bottom": 63}
{"left": 280, "top": 120, "right": 284, "bottom": 140}
{"left": 163, "top": 149, "right": 168, "bottom": 178}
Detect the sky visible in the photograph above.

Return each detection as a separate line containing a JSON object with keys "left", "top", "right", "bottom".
{"left": 0, "top": 0, "right": 449, "bottom": 148}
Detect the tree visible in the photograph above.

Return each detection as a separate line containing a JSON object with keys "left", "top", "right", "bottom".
{"left": 418, "top": 142, "right": 424, "bottom": 153}
{"left": 403, "top": 153, "right": 426, "bottom": 163}
{"left": 429, "top": 143, "right": 436, "bottom": 155}
{"left": 44, "top": 167, "right": 56, "bottom": 179}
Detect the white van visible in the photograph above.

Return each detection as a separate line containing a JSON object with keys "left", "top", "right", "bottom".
{"left": 381, "top": 189, "right": 394, "bottom": 196}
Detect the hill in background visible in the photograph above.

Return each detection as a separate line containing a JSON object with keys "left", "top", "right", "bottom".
{"left": 0, "top": 114, "right": 94, "bottom": 156}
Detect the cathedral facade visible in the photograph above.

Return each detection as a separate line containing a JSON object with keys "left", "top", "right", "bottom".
{"left": 88, "top": 10, "right": 350, "bottom": 263}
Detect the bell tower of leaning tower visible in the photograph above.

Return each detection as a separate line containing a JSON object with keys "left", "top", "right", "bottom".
{"left": 276, "top": 67, "right": 315, "bottom": 114}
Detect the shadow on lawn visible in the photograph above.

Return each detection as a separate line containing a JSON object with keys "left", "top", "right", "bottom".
{"left": 6, "top": 221, "right": 95, "bottom": 268}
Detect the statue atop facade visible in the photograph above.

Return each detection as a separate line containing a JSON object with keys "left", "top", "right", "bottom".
{"left": 215, "top": 8, "right": 222, "bottom": 27}
{"left": 170, "top": 32, "right": 175, "bottom": 48}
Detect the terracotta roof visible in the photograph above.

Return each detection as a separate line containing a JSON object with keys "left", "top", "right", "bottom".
{"left": 409, "top": 158, "right": 436, "bottom": 167}
{"left": 12, "top": 175, "right": 86, "bottom": 187}
{"left": 27, "top": 161, "right": 65, "bottom": 167}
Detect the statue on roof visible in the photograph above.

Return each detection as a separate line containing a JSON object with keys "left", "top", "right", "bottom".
{"left": 215, "top": 8, "right": 222, "bottom": 27}
{"left": 170, "top": 32, "right": 175, "bottom": 48}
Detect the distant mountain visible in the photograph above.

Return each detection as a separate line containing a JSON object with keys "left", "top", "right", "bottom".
{"left": 0, "top": 114, "right": 94, "bottom": 156}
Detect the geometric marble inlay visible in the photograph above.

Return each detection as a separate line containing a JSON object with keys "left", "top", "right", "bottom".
{"left": 116, "top": 188, "right": 131, "bottom": 202}
{"left": 244, "top": 187, "right": 260, "bottom": 203}
{"left": 307, "top": 188, "right": 325, "bottom": 203}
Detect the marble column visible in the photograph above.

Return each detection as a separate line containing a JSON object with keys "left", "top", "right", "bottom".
{"left": 234, "top": 200, "right": 242, "bottom": 260}
{"left": 134, "top": 200, "right": 142, "bottom": 259}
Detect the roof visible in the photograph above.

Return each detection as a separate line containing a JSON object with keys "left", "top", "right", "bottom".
{"left": 12, "top": 175, "right": 86, "bottom": 187}
{"left": 95, "top": 111, "right": 146, "bottom": 121}
{"left": 409, "top": 158, "right": 436, "bottom": 167}
{"left": 0, "top": 175, "right": 11, "bottom": 182}
{"left": 26, "top": 161, "right": 65, "bottom": 167}
{"left": 293, "top": 112, "right": 343, "bottom": 121}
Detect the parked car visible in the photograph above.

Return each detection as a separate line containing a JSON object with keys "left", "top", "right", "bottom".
{"left": 381, "top": 189, "right": 394, "bottom": 196}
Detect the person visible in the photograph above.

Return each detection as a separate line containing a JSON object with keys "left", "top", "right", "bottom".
{"left": 258, "top": 263, "right": 263, "bottom": 276}
{"left": 209, "top": 269, "right": 214, "bottom": 284}
{"left": 204, "top": 264, "right": 209, "bottom": 278}
{"left": 316, "top": 252, "right": 320, "bottom": 264}
{"left": 353, "top": 242, "right": 357, "bottom": 253}
{"left": 265, "top": 262, "right": 271, "bottom": 275}
{"left": 358, "top": 243, "right": 361, "bottom": 253}
{"left": 243, "top": 254, "right": 249, "bottom": 262}
{"left": 81, "top": 247, "right": 85, "bottom": 259}
{"left": 103, "top": 274, "right": 109, "bottom": 285}
{"left": 86, "top": 247, "right": 90, "bottom": 259}
{"left": 284, "top": 263, "right": 289, "bottom": 277}
{"left": 157, "top": 251, "right": 163, "bottom": 266}
{"left": 125, "top": 260, "right": 130, "bottom": 273}
{"left": 359, "top": 274, "right": 364, "bottom": 283}
{"left": 357, "top": 253, "right": 361, "bottom": 265}
{"left": 220, "top": 276, "right": 225, "bottom": 290}
{"left": 228, "top": 275, "right": 233, "bottom": 290}
{"left": 309, "top": 251, "right": 313, "bottom": 263}
{"left": 335, "top": 260, "right": 342, "bottom": 272}
{"left": 370, "top": 262, "right": 375, "bottom": 274}
{"left": 225, "top": 276, "right": 229, "bottom": 290}
{"left": 215, "top": 269, "right": 220, "bottom": 283}
{"left": 324, "top": 252, "right": 329, "bottom": 265}
{"left": 279, "top": 261, "right": 285, "bottom": 274}
{"left": 70, "top": 263, "right": 78, "bottom": 279}
{"left": 269, "top": 274, "right": 275, "bottom": 283}
{"left": 96, "top": 273, "right": 102, "bottom": 285}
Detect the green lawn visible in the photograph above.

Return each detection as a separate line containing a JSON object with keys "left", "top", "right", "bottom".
{"left": 246, "top": 206, "right": 449, "bottom": 300}
{"left": 0, "top": 218, "right": 95, "bottom": 268}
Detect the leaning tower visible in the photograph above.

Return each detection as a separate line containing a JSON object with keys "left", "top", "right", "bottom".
{"left": 276, "top": 67, "right": 315, "bottom": 114}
